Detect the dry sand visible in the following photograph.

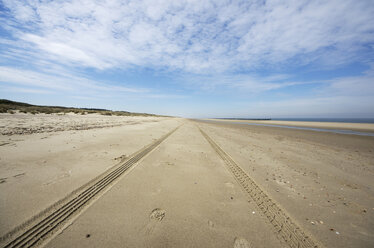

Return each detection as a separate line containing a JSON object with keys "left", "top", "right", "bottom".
{"left": 1, "top": 114, "right": 374, "bottom": 247}
{"left": 0, "top": 113, "right": 182, "bottom": 236}
{"left": 0, "top": 112, "right": 163, "bottom": 135}
{"left": 45, "top": 123, "right": 284, "bottom": 248}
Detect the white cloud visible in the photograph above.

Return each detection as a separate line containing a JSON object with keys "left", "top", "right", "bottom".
{"left": 0, "top": 85, "right": 52, "bottom": 94}
{"left": 0, "top": 66, "right": 186, "bottom": 100}
{"left": 182, "top": 73, "right": 311, "bottom": 93}
{"left": 325, "top": 68, "right": 374, "bottom": 96}
{"left": 209, "top": 95, "right": 374, "bottom": 118}
{"left": 1, "top": 0, "right": 373, "bottom": 73}
{"left": 1, "top": 0, "right": 374, "bottom": 118}
{"left": 0, "top": 66, "right": 145, "bottom": 94}
{"left": 0, "top": 66, "right": 71, "bottom": 90}
{"left": 21, "top": 34, "right": 109, "bottom": 69}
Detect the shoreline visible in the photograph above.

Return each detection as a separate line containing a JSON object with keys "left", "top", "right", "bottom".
{"left": 205, "top": 118, "right": 374, "bottom": 133}
{"left": 196, "top": 120, "right": 374, "bottom": 248}
{"left": 1, "top": 117, "right": 373, "bottom": 247}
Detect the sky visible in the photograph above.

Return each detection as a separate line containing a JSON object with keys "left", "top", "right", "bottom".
{"left": 0, "top": 0, "right": 374, "bottom": 118}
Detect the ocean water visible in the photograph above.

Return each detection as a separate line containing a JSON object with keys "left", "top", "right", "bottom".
{"left": 202, "top": 119, "right": 374, "bottom": 137}
{"left": 271, "top": 118, "right": 374, "bottom": 123}
{"left": 234, "top": 122, "right": 374, "bottom": 137}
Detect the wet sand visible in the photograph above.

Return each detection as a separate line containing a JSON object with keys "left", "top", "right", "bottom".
{"left": 206, "top": 119, "right": 374, "bottom": 133}
{"left": 196, "top": 120, "right": 374, "bottom": 248}
{"left": 1, "top": 115, "right": 373, "bottom": 247}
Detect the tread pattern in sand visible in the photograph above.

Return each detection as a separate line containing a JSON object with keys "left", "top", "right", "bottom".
{"left": 199, "top": 127, "right": 321, "bottom": 248}
{"left": 0, "top": 125, "right": 181, "bottom": 248}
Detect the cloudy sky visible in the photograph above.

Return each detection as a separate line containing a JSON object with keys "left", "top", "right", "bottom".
{"left": 1, "top": 0, "right": 374, "bottom": 117}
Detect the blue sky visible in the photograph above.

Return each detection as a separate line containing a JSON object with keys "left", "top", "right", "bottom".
{"left": 0, "top": 0, "right": 374, "bottom": 118}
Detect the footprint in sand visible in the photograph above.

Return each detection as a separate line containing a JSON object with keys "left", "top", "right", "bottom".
{"left": 150, "top": 208, "right": 166, "bottom": 221}
{"left": 145, "top": 208, "right": 166, "bottom": 236}
{"left": 234, "top": 237, "right": 252, "bottom": 248}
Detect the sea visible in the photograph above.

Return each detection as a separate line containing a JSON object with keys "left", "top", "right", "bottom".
{"left": 262, "top": 118, "right": 374, "bottom": 124}
{"left": 206, "top": 118, "right": 374, "bottom": 137}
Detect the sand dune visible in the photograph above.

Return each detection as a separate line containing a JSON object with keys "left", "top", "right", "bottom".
{"left": 0, "top": 113, "right": 165, "bottom": 135}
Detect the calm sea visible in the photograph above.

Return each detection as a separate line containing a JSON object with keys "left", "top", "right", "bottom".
{"left": 271, "top": 118, "right": 374, "bottom": 124}
{"left": 205, "top": 118, "right": 374, "bottom": 136}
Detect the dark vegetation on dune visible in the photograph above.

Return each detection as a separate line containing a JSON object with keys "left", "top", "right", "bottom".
{"left": 0, "top": 99, "right": 160, "bottom": 117}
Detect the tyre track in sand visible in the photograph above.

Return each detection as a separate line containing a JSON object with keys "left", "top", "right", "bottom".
{"left": 198, "top": 126, "right": 323, "bottom": 248}
{"left": 0, "top": 125, "right": 182, "bottom": 248}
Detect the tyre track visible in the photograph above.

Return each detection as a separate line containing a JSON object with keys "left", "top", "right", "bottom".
{"left": 199, "top": 126, "right": 322, "bottom": 248}
{"left": 1, "top": 125, "right": 181, "bottom": 248}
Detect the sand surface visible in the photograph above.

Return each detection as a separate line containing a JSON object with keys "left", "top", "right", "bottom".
{"left": 0, "top": 113, "right": 181, "bottom": 236}
{"left": 0, "top": 113, "right": 163, "bottom": 135}
{"left": 46, "top": 123, "right": 284, "bottom": 248}
{"left": 1, "top": 115, "right": 374, "bottom": 247}
{"left": 206, "top": 119, "right": 374, "bottom": 132}
{"left": 196, "top": 120, "right": 374, "bottom": 248}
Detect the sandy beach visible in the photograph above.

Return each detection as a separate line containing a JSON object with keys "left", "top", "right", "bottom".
{"left": 1, "top": 114, "right": 373, "bottom": 247}
{"left": 0, "top": 114, "right": 181, "bottom": 236}
{"left": 196, "top": 120, "right": 374, "bottom": 248}
{"left": 0, "top": 112, "right": 165, "bottom": 135}
{"left": 206, "top": 119, "right": 374, "bottom": 133}
{"left": 2, "top": 1, "right": 373, "bottom": 247}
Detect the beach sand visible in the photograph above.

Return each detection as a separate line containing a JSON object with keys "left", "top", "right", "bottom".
{"left": 1, "top": 115, "right": 373, "bottom": 247}
{"left": 0, "top": 113, "right": 182, "bottom": 236}
{"left": 206, "top": 119, "right": 374, "bottom": 132}
{"left": 196, "top": 120, "right": 374, "bottom": 248}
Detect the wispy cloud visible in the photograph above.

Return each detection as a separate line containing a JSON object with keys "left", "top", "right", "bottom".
{"left": 326, "top": 67, "right": 374, "bottom": 96}
{"left": 0, "top": 66, "right": 186, "bottom": 101}
{"left": 235, "top": 95, "right": 374, "bottom": 118}
{"left": 0, "top": 85, "right": 52, "bottom": 94}
{"left": 181, "top": 73, "right": 312, "bottom": 94}
{"left": 0, "top": 66, "right": 146, "bottom": 95}
{"left": 1, "top": 0, "right": 373, "bottom": 73}
{"left": 1, "top": 0, "right": 374, "bottom": 117}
